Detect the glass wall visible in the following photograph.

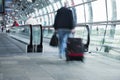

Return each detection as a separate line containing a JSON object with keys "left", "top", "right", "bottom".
{"left": 3, "top": 0, "right": 120, "bottom": 58}
{"left": 32, "top": 0, "right": 120, "bottom": 59}
{"left": 6, "top": 0, "right": 119, "bottom": 58}
{"left": 92, "top": 0, "right": 107, "bottom": 22}
{"left": 0, "top": 0, "right": 4, "bottom": 13}
{"left": 116, "top": 0, "right": 120, "bottom": 20}
{"left": 33, "top": 0, "right": 118, "bottom": 25}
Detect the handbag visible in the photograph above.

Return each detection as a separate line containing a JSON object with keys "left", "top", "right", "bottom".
{"left": 49, "top": 32, "right": 58, "bottom": 47}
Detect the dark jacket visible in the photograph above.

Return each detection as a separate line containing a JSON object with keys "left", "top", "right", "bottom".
{"left": 53, "top": 7, "right": 75, "bottom": 30}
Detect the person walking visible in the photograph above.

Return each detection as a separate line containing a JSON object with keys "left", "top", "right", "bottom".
{"left": 12, "top": 20, "right": 19, "bottom": 27}
{"left": 53, "top": 2, "right": 75, "bottom": 59}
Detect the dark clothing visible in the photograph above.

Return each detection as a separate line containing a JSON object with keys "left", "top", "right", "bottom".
{"left": 53, "top": 7, "right": 75, "bottom": 59}
{"left": 53, "top": 7, "right": 75, "bottom": 30}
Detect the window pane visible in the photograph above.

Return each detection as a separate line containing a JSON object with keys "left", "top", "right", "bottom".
{"left": 73, "top": 0, "right": 82, "bottom": 5}
{"left": 92, "top": 0, "right": 107, "bottom": 21}
{"left": 56, "top": 1, "right": 62, "bottom": 9}
{"left": 116, "top": 0, "right": 120, "bottom": 20}
{"left": 38, "top": 9, "right": 42, "bottom": 15}
{"left": 107, "top": 0, "right": 112, "bottom": 20}
{"left": 47, "top": 5, "right": 53, "bottom": 12}
{"left": 85, "top": 4, "right": 91, "bottom": 22}
{"left": 49, "top": 13, "right": 54, "bottom": 25}
{"left": 44, "top": 15, "right": 48, "bottom": 25}
{"left": 76, "top": 6, "right": 85, "bottom": 23}
{"left": 53, "top": 3, "right": 59, "bottom": 11}
{"left": 43, "top": 8, "right": 47, "bottom": 14}
{"left": 35, "top": 8, "right": 39, "bottom": 16}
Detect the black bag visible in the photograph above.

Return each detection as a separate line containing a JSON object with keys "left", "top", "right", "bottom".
{"left": 49, "top": 32, "right": 58, "bottom": 47}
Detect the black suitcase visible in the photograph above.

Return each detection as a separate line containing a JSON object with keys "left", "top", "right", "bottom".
{"left": 65, "top": 25, "right": 90, "bottom": 62}
{"left": 66, "top": 38, "right": 84, "bottom": 61}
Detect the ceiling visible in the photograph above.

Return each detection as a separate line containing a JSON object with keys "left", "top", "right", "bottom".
{"left": 5, "top": 0, "right": 60, "bottom": 21}
{"left": 1, "top": 0, "right": 65, "bottom": 26}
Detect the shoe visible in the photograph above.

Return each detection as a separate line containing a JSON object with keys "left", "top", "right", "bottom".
{"left": 59, "top": 55, "right": 62, "bottom": 59}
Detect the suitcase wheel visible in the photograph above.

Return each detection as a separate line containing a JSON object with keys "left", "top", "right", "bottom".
{"left": 66, "top": 56, "right": 70, "bottom": 61}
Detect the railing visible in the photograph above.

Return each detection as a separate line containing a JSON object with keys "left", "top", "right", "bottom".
{"left": 9, "top": 25, "right": 31, "bottom": 44}
{"left": 81, "top": 21, "right": 120, "bottom": 60}
{"left": 42, "top": 23, "right": 120, "bottom": 60}
{"left": 42, "top": 25, "right": 90, "bottom": 44}
{"left": 42, "top": 24, "right": 90, "bottom": 52}
{"left": 9, "top": 24, "right": 43, "bottom": 53}
{"left": 9, "top": 22, "right": 120, "bottom": 60}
